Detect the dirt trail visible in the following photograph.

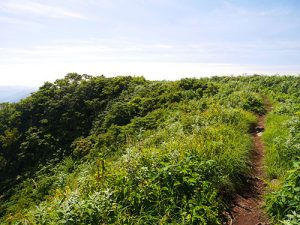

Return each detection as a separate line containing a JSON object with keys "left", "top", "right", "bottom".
{"left": 230, "top": 100, "right": 272, "bottom": 225}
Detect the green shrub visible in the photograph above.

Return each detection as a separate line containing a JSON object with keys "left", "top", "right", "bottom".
{"left": 266, "top": 160, "right": 300, "bottom": 224}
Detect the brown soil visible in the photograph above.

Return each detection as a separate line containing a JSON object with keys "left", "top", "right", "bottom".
{"left": 230, "top": 100, "right": 272, "bottom": 225}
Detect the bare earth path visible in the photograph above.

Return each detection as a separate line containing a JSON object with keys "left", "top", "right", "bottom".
{"left": 230, "top": 101, "right": 271, "bottom": 225}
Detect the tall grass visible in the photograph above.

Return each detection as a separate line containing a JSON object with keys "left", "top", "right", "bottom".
{"left": 263, "top": 101, "right": 300, "bottom": 224}
{"left": 263, "top": 113, "right": 290, "bottom": 179}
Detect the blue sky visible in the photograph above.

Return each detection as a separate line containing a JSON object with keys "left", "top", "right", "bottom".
{"left": 0, "top": 0, "right": 300, "bottom": 85}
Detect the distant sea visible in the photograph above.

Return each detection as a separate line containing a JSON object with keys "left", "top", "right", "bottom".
{"left": 0, "top": 86, "right": 37, "bottom": 103}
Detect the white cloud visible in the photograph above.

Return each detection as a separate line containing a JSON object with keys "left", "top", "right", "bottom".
{"left": 0, "top": 0, "right": 87, "bottom": 19}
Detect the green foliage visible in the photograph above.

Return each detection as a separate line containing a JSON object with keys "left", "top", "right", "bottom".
{"left": 263, "top": 107, "right": 300, "bottom": 223}
{"left": 2, "top": 74, "right": 300, "bottom": 224}
{"left": 263, "top": 114, "right": 291, "bottom": 178}
{"left": 18, "top": 127, "right": 59, "bottom": 166}
{"left": 71, "top": 137, "right": 93, "bottom": 158}
{"left": 226, "top": 90, "right": 266, "bottom": 115}
{"left": 112, "top": 158, "right": 224, "bottom": 224}
{"left": 0, "top": 103, "right": 21, "bottom": 132}
{"left": 0, "top": 128, "right": 20, "bottom": 154}
{"left": 266, "top": 160, "right": 300, "bottom": 224}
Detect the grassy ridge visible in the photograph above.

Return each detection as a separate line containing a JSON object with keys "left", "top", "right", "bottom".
{"left": 1, "top": 75, "right": 300, "bottom": 224}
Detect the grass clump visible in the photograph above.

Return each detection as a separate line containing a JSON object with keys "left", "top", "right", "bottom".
{"left": 266, "top": 160, "right": 300, "bottom": 225}
{"left": 263, "top": 113, "right": 291, "bottom": 179}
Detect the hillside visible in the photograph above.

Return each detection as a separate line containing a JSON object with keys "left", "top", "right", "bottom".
{"left": 0, "top": 74, "right": 299, "bottom": 224}
{"left": 0, "top": 86, "right": 36, "bottom": 103}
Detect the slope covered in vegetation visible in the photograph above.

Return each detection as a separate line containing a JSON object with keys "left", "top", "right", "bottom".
{"left": 0, "top": 74, "right": 299, "bottom": 224}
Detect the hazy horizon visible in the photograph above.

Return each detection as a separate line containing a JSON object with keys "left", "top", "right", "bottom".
{"left": 0, "top": 85, "right": 36, "bottom": 102}
{"left": 1, "top": 0, "right": 300, "bottom": 86}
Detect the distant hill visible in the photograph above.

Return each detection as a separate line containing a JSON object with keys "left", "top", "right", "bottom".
{"left": 0, "top": 86, "right": 36, "bottom": 103}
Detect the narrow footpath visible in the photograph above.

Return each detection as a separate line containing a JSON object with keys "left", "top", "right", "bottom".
{"left": 230, "top": 101, "right": 271, "bottom": 225}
